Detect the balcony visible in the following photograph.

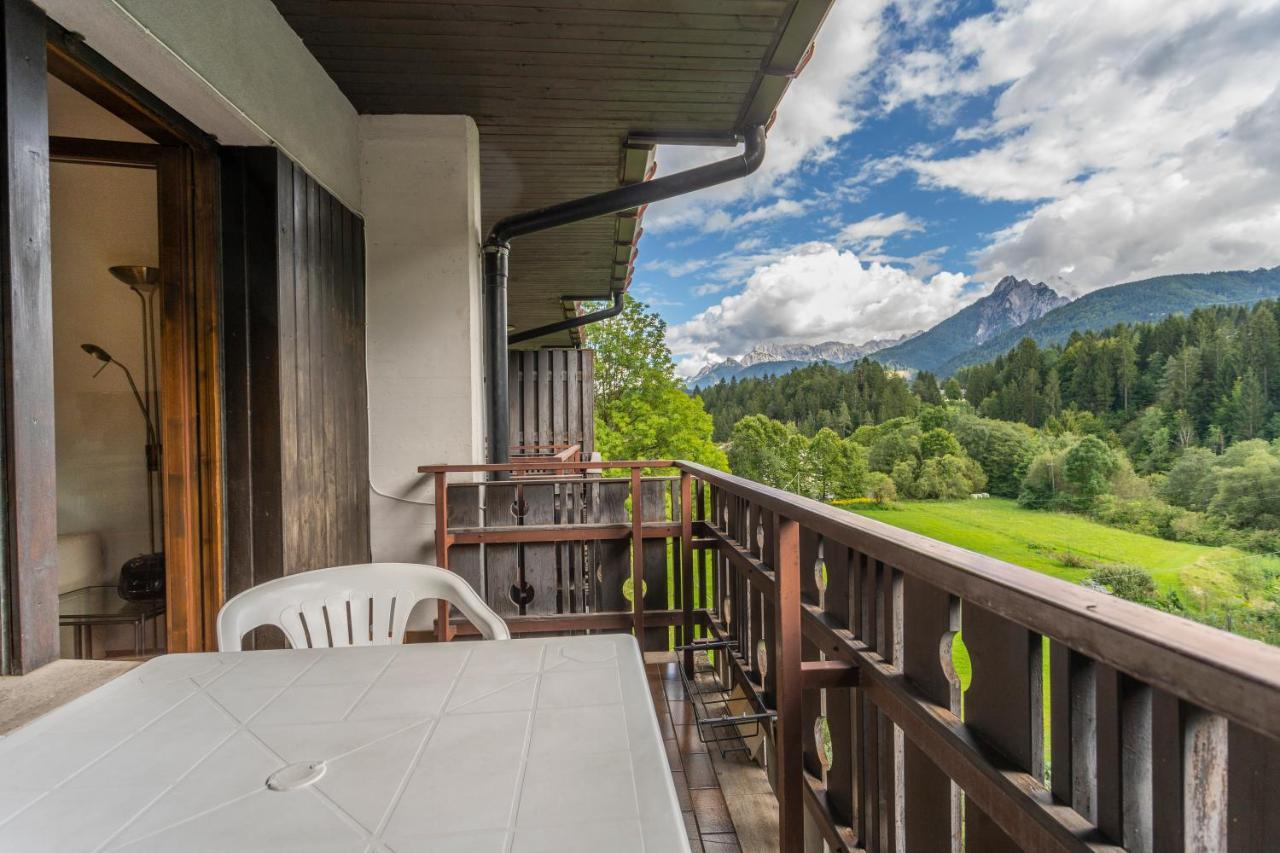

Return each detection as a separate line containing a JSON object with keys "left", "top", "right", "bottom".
{"left": 420, "top": 458, "right": 1280, "bottom": 853}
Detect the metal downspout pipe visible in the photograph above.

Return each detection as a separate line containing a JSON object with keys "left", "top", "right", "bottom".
{"left": 484, "top": 124, "right": 768, "bottom": 468}
{"left": 507, "top": 289, "right": 625, "bottom": 347}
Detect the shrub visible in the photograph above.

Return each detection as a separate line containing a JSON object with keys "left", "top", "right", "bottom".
{"left": 865, "top": 471, "right": 897, "bottom": 504}
{"left": 1087, "top": 564, "right": 1158, "bottom": 604}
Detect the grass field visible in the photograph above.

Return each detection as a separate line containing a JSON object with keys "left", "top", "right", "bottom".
{"left": 844, "top": 497, "right": 1270, "bottom": 601}
{"left": 842, "top": 497, "right": 1280, "bottom": 718}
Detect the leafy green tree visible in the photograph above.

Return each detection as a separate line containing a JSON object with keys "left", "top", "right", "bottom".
{"left": 727, "top": 415, "right": 806, "bottom": 490}
{"left": 1162, "top": 448, "right": 1218, "bottom": 507}
{"left": 1019, "top": 449, "right": 1068, "bottom": 508}
{"left": 806, "top": 428, "right": 868, "bottom": 501}
{"left": 911, "top": 454, "right": 987, "bottom": 499}
{"left": 869, "top": 430, "right": 919, "bottom": 474}
{"left": 952, "top": 414, "right": 1036, "bottom": 497}
{"left": 1208, "top": 449, "right": 1280, "bottom": 529}
{"left": 920, "top": 428, "right": 962, "bottom": 459}
{"left": 891, "top": 459, "right": 918, "bottom": 498}
{"left": 865, "top": 471, "right": 897, "bottom": 504}
{"left": 943, "top": 377, "right": 963, "bottom": 402}
{"left": 1064, "top": 436, "right": 1119, "bottom": 505}
{"left": 918, "top": 404, "right": 952, "bottom": 432}
{"left": 587, "top": 295, "right": 726, "bottom": 469}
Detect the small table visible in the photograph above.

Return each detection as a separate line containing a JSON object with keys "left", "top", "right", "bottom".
{"left": 0, "top": 634, "right": 689, "bottom": 852}
{"left": 58, "top": 585, "right": 165, "bottom": 659}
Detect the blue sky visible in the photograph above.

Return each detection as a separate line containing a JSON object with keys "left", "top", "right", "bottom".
{"left": 631, "top": 0, "right": 1280, "bottom": 376}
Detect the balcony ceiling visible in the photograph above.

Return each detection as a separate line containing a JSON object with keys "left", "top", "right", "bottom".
{"left": 272, "top": 0, "right": 834, "bottom": 345}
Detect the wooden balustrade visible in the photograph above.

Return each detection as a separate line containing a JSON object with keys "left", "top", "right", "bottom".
{"left": 419, "top": 458, "right": 1280, "bottom": 852}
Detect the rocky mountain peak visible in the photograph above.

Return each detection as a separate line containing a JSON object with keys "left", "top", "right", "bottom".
{"left": 974, "top": 276, "right": 1070, "bottom": 344}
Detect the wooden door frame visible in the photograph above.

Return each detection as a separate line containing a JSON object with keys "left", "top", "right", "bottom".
{"left": 43, "top": 29, "right": 225, "bottom": 654}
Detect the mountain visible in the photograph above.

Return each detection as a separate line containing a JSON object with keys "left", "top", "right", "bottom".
{"left": 689, "top": 335, "right": 916, "bottom": 389}
{"left": 873, "top": 276, "right": 1069, "bottom": 374}
{"left": 936, "top": 266, "right": 1280, "bottom": 375}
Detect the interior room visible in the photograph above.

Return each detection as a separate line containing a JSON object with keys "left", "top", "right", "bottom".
{"left": 48, "top": 75, "right": 165, "bottom": 659}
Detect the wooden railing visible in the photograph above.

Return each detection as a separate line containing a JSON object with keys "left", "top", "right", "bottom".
{"left": 419, "top": 458, "right": 1280, "bottom": 852}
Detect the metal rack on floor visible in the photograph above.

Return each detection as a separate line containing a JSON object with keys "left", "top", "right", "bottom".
{"left": 674, "top": 638, "right": 775, "bottom": 758}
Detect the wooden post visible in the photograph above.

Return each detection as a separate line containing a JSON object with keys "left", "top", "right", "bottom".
{"left": 775, "top": 516, "right": 804, "bottom": 853}
{"left": 630, "top": 467, "right": 644, "bottom": 642}
{"left": 434, "top": 470, "right": 452, "bottom": 641}
{"left": 680, "top": 471, "right": 694, "bottom": 676}
{"left": 0, "top": 0, "right": 54, "bottom": 674}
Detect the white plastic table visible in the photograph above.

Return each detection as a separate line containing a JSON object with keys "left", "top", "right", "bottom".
{"left": 0, "top": 635, "right": 690, "bottom": 853}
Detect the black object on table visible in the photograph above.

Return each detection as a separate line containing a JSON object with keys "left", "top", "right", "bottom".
{"left": 58, "top": 585, "right": 165, "bottom": 659}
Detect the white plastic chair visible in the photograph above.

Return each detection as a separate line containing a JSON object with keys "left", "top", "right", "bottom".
{"left": 216, "top": 562, "right": 510, "bottom": 651}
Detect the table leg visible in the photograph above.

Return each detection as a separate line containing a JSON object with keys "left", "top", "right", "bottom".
{"left": 73, "top": 625, "right": 83, "bottom": 659}
{"left": 84, "top": 625, "right": 92, "bottom": 660}
{"left": 135, "top": 620, "right": 144, "bottom": 657}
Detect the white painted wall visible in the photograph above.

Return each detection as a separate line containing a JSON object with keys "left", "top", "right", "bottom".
{"left": 36, "top": 0, "right": 362, "bottom": 211}
{"left": 361, "top": 115, "right": 486, "bottom": 572}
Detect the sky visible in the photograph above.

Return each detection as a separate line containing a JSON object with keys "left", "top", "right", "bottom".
{"left": 632, "top": 0, "right": 1280, "bottom": 377}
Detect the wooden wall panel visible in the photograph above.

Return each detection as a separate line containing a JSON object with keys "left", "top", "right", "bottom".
{"left": 221, "top": 147, "right": 369, "bottom": 605}
{"left": 0, "top": 0, "right": 54, "bottom": 674}
{"left": 508, "top": 348, "right": 595, "bottom": 455}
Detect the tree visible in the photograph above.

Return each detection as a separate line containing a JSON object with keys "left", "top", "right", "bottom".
{"left": 943, "top": 377, "right": 963, "bottom": 402}
{"left": 1116, "top": 329, "right": 1139, "bottom": 412}
{"left": 869, "top": 429, "right": 918, "bottom": 474}
{"left": 1064, "top": 435, "right": 1119, "bottom": 505}
{"left": 911, "top": 454, "right": 986, "bottom": 499}
{"left": 1208, "top": 449, "right": 1280, "bottom": 530}
{"left": 920, "top": 428, "right": 962, "bottom": 459}
{"left": 727, "top": 415, "right": 806, "bottom": 491}
{"left": 952, "top": 414, "right": 1036, "bottom": 498}
{"left": 1160, "top": 447, "right": 1217, "bottom": 511}
{"left": 806, "top": 428, "right": 868, "bottom": 501}
{"left": 1019, "top": 449, "right": 1068, "bottom": 508}
{"left": 865, "top": 471, "right": 897, "bottom": 504}
{"left": 1043, "top": 368, "right": 1062, "bottom": 418}
{"left": 1229, "top": 370, "right": 1270, "bottom": 440}
{"left": 912, "top": 371, "right": 943, "bottom": 405}
{"left": 587, "top": 296, "right": 726, "bottom": 469}
{"left": 1243, "top": 304, "right": 1280, "bottom": 398}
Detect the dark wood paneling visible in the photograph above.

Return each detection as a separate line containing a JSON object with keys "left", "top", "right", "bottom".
{"left": 221, "top": 148, "right": 368, "bottom": 604}
{"left": 0, "top": 0, "right": 54, "bottom": 674}
{"left": 508, "top": 348, "right": 594, "bottom": 454}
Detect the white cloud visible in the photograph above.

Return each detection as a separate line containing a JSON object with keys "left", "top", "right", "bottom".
{"left": 885, "top": 0, "right": 1280, "bottom": 291}
{"left": 668, "top": 245, "right": 973, "bottom": 376}
{"left": 646, "top": 258, "right": 710, "bottom": 277}
{"left": 702, "top": 198, "right": 809, "bottom": 233}
{"left": 692, "top": 282, "right": 734, "bottom": 297}
{"left": 836, "top": 212, "right": 925, "bottom": 250}
{"left": 644, "top": 0, "right": 895, "bottom": 233}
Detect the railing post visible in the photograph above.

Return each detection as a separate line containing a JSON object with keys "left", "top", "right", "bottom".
{"left": 680, "top": 471, "right": 694, "bottom": 677}
{"left": 630, "top": 467, "right": 645, "bottom": 642}
{"left": 775, "top": 515, "right": 803, "bottom": 853}
{"left": 434, "top": 470, "right": 452, "bottom": 641}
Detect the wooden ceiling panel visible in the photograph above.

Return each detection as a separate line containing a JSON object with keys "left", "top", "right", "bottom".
{"left": 271, "top": 0, "right": 835, "bottom": 345}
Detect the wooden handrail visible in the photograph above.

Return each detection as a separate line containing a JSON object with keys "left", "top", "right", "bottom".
{"left": 418, "top": 459, "right": 674, "bottom": 474}
{"left": 678, "top": 461, "right": 1280, "bottom": 741}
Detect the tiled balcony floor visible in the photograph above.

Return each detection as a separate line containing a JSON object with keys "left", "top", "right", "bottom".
{"left": 645, "top": 658, "right": 779, "bottom": 853}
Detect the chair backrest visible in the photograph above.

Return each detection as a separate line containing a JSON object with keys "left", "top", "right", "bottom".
{"left": 216, "top": 563, "right": 510, "bottom": 652}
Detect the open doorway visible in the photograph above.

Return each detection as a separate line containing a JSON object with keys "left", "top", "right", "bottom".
{"left": 48, "top": 76, "right": 165, "bottom": 659}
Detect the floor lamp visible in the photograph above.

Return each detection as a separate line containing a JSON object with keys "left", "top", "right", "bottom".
{"left": 81, "top": 264, "right": 164, "bottom": 578}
